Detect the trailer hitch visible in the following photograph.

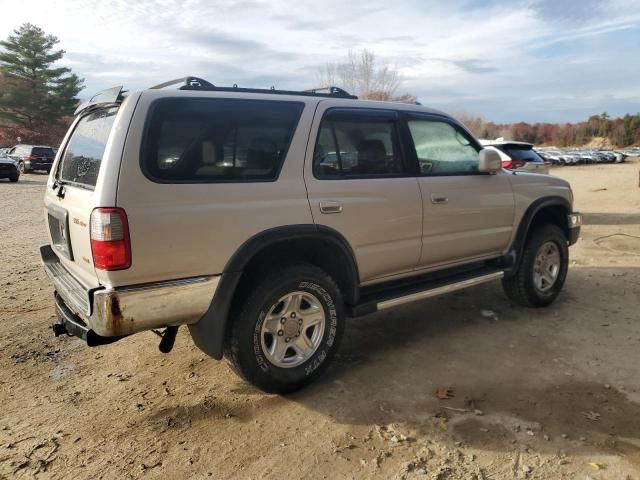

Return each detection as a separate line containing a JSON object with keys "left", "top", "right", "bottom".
{"left": 153, "top": 326, "right": 179, "bottom": 353}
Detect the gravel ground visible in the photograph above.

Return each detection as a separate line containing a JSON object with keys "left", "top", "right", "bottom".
{"left": 1, "top": 161, "right": 639, "bottom": 480}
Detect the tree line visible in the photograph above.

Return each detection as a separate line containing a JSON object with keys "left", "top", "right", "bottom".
{"left": 456, "top": 112, "right": 640, "bottom": 148}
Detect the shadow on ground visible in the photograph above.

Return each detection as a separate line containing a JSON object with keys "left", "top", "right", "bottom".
{"left": 285, "top": 266, "right": 640, "bottom": 456}
{"left": 583, "top": 212, "right": 640, "bottom": 225}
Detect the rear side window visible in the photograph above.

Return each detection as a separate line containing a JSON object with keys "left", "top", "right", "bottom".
{"left": 142, "top": 98, "right": 303, "bottom": 183}
{"left": 497, "top": 145, "right": 544, "bottom": 163}
{"left": 58, "top": 107, "right": 118, "bottom": 188}
{"left": 32, "top": 147, "right": 54, "bottom": 157}
{"left": 314, "top": 109, "right": 404, "bottom": 178}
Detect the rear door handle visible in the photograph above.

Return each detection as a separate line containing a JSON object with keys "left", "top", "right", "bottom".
{"left": 319, "top": 200, "right": 343, "bottom": 214}
{"left": 430, "top": 195, "right": 448, "bottom": 205}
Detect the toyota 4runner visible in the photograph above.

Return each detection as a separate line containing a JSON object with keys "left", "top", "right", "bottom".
{"left": 41, "top": 77, "right": 581, "bottom": 393}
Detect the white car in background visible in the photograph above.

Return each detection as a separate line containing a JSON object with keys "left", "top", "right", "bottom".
{"left": 480, "top": 140, "right": 550, "bottom": 174}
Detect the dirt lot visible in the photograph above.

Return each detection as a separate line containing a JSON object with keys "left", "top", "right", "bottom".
{"left": 1, "top": 161, "right": 640, "bottom": 480}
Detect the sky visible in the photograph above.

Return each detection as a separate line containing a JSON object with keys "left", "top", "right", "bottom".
{"left": 0, "top": 0, "right": 639, "bottom": 123}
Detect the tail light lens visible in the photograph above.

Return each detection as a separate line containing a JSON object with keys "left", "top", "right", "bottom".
{"left": 28, "top": 154, "right": 38, "bottom": 160}
{"left": 502, "top": 160, "right": 526, "bottom": 170}
{"left": 90, "top": 208, "right": 131, "bottom": 270}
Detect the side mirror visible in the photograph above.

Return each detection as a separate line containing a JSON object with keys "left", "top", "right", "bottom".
{"left": 478, "top": 148, "right": 502, "bottom": 174}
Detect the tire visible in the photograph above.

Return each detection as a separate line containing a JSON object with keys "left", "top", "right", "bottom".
{"left": 17, "top": 161, "right": 25, "bottom": 174}
{"left": 9, "top": 174, "right": 19, "bottom": 183}
{"left": 224, "top": 263, "right": 345, "bottom": 394}
{"left": 502, "top": 224, "right": 569, "bottom": 308}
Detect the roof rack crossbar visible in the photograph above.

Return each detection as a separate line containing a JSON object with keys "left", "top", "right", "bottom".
{"left": 302, "top": 86, "right": 356, "bottom": 98}
{"left": 150, "top": 76, "right": 215, "bottom": 90}
{"left": 150, "top": 76, "right": 358, "bottom": 99}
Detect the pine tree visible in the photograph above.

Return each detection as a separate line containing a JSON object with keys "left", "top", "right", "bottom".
{"left": 0, "top": 23, "right": 83, "bottom": 129}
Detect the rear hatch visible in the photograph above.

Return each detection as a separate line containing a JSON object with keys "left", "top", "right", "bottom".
{"left": 31, "top": 147, "right": 55, "bottom": 168}
{"left": 44, "top": 107, "right": 119, "bottom": 290}
{"left": 497, "top": 144, "right": 549, "bottom": 173}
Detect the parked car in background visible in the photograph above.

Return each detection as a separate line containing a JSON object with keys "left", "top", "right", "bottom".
{"left": 0, "top": 150, "right": 19, "bottom": 182}
{"left": 7, "top": 145, "right": 55, "bottom": 173}
{"left": 479, "top": 140, "right": 550, "bottom": 174}
{"left": 537, "top": 148, "right": 627, "bottom": 165}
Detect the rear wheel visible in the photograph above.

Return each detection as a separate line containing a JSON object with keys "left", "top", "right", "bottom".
{"left": 9, "top": 174, "right": 19, "bottom": 182}
{"left": 17, "top": 161, "right": 25, "bottom": 174}
{"left": 225, "top": 263, "right": 345, "bottom": 393}
{"left": 502, "top": 224, "right": 568, "bottom": 307}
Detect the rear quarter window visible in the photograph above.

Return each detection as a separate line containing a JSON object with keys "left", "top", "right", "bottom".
{"left": 141, "top": 98, "right": 303, "bottom": 183}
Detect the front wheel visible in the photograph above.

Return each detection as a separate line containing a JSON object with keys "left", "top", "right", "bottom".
{"left": 502, "top": 224, "right": 569, "bottom": 307}
{"left": 224, "top": 263, "right": 345, "bottom": 393}
{"left": 17, "top": 161, "right": 25, "bottom": 174}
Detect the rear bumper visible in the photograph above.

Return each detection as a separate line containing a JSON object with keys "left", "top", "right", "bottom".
{"left": 40, "top": 244, "right": 220, "bottom": 338}
{"left": 25, "top": 160, "right": 52, "bottom": 170}
{"left": 53, "top": 292, "right": 124, "bottom": 346}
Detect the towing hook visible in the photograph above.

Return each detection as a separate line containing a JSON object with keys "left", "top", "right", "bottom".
{"left": 158, "top": 326, "right": 179, "bottom": 353}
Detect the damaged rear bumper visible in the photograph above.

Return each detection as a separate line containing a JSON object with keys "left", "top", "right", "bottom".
{"left": 41, "top": 244, "right": 220, "bottom": 340}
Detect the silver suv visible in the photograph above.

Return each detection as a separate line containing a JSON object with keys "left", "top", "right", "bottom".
{"left": 41, "top": 77, "right": 581, "bottom": 393}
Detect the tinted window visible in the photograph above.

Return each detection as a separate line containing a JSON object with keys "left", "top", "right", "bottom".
{"left": 59, "top": 107, "right": 118, "bottom": 188}
{"left": 407, "top": 119, "right": 479, "bottom": 175}
{"left": 32, "top": 147, "right": 54, "bottom": 157}
{"left": 496, "top": 145, "right": 544, "bottom": 163}
{"left": 314, "top": 111, "right": 403, "bottom": 178}
{"left": 143, "top": 99, "right": 303, "bottom": 182}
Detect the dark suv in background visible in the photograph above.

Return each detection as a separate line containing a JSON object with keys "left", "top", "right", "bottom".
{"left": 8, "top": 145, "right": 55, "bottom": 173}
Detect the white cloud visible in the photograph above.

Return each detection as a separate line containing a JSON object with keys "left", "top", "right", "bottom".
{"left": 0, "top": 0, "right": 638, "bottom": 122}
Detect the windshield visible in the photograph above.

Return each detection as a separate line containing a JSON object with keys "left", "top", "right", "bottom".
{"left": 58, "top": 107, "right": 118, "bottom": 188}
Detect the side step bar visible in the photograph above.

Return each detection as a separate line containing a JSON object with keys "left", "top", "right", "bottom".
{"left": 378, "top": 271, "right": 504, "bottom": 310}
{"left": 349, "top": 268, "right": 504, "bottom": 317}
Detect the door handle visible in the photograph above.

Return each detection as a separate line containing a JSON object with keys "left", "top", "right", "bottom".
{"left": 319, "top": 200, "right": 343, "bottom": 214}
{"left": 430, "top": 195, "right": 448, "bottom": 205}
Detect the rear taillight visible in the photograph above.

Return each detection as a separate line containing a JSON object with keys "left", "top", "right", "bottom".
{"left": 28, "top": 154, "right": 37, "bottom": 161}
{"left": 502, "top": 160, "right": 526, "bottom": 170}
{"left": 90, "top": 208, "right": 131, "bottom": 270}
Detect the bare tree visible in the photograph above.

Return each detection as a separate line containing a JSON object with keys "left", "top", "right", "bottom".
{"left": 317, "top": 49, "right": 405, "bottom": 100}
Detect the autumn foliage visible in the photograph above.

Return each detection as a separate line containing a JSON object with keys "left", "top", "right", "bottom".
{"left": 456, "top": 112, "right": 640, "bottom": 147}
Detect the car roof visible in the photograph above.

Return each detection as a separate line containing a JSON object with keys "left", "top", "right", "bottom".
{"left": 78, "top": 76, "right": 452, "bottom": 120}
{"left": 479, "top": 139, "right": 533, "bottom": 148}
{"left": 14, "top": 144, "right": 53, "bottom": 148}
{"left": 140, "top": 87, "right": 450, "bottom": 116}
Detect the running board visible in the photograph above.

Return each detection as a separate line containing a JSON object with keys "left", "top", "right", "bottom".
{"left": 348, "top": 268, "right": 504, "bottom": 317}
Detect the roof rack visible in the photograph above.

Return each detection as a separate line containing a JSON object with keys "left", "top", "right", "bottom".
{"left": 149, "top": 76, "right": 358, "bottom": 99}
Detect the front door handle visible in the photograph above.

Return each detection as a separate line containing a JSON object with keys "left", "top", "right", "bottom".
{"left": 431, "top": 195, "right": 448, "bottom": 205}
{"left": 319, "top": 200, "right": 343, "bottom": 214}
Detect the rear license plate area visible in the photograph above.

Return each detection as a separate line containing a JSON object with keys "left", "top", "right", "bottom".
{"left": 48, "top": 205, "right": 74, "bottom": 260}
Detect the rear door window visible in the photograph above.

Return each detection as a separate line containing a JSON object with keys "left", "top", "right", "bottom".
{"left": 313, "top": 109, "right": 405, "bottom": 178}
{"left": 142, "top": 98, "right": 303, "bottom": 183}
{"left": 58, "top": 107, "right": 118, "bottom": 188}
